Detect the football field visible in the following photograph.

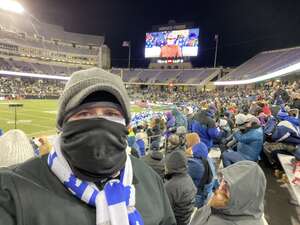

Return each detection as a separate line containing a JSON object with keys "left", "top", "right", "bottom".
{"left": 0, "top": 100, "right": 59, "bottom": 137}
{"left": 0, "top": 100, "right": 150, "bottom": 137}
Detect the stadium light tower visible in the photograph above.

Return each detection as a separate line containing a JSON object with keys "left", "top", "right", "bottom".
{"left": 0, "top": 0, "right": 25, "bottom": 14}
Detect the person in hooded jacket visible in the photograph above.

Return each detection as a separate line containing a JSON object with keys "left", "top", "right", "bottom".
{"left": 0, "top": 68, "right": 176, "bottom": 225}
{"left": 142, "top": 150, "right": 165, "bottom": 180}
{"left": 165, "top": 133, "right": 185, "bottom": 155}
{"left": 222, "top": 114, "right": 264, "bottom": 167}
{"left": 190, "top": 160, "right": 267, "bottom": 225}
{"left": 147, "top": 117, "right": 162, "bottom": 151}
{"left": 191, "top": 110, "right": 221, "bottom": 150}
{"left": 165, "top": 111, "right": 176, "bottom": 138}
{"left": 165, "top": 150, "right": 197, "bottom": 225}
{"left": 187, "top": 143, "right": 218, "bottom": 208}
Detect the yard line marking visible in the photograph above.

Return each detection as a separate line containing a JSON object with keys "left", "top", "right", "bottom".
{"left": 0, "top": 117, "right": 54, "bottom": 129}
{"left": 28, "top": 129, "right": 57, "bottom": 136}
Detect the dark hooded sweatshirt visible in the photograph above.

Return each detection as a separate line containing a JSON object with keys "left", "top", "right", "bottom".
{"left": 164, "top": 151, "right": 197, "bottom": 225}
{"left": 142, "top": 151, "right": 165, "bottom": 180}
{"left": 190, "top": 161, "right": 266, "bottom": 225}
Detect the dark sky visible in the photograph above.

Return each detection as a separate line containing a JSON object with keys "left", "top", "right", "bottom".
{"left": 21, "top": 0, "right": 300, "bottom": 68}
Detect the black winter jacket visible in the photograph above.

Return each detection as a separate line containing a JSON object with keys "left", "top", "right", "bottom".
{"left": 142, "top": 151, "right": 165, "bottom": 180}
{"left": 164, "top": 151, "right": 197, "bottom": 225}
{"left": 0, "top": 155, "right": 176, "bottom": 225}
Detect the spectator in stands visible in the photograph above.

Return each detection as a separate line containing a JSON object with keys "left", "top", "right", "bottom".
{"left": 0, "top": 129, "right": 35, "bottom": 167}
{"left": 189, "top": 142, "right": 218, "bottom": 208}
{"left": 166, "top": 134, "right": 185, "bottom": 155}
{"left": 191, "top": 109, "right": 221, "bottom": 150}
{"left": 222, "top": 114, "right": 264, "bottom": 167}
{"left": 38, "top": 136, "right": 52, "bottom": 156}
{"left": 186, "top": 106, "right": 194, "bottom": 132}
{"left": 172, "top": 108, "right": 188, "bottom": 129}
{"left": 165, "top": 111, "right": 176, "bottom": 137}
{"left": 135, "top": 125, "right": 147, "bottom": 156}
{"left": 273, "top": 85, "right": 290, "bottom": 105}
{"left": 190, "top": 161, "right": 266, "bottom": 225}
{"left": 223, "top": 111, "right": 235, "bottom": 130}
{"left": 0, "top": 68, "right": 176, "bottom": 225}
{"left": 186, "top": 132, "right": 201, "bottom": 150}
{"left": 176, "top": 126, "right": 187, "bottom": 149}
{"left": 142, "top": 150, "right": 165, "bottom": 180}
{"left": 291, "top": 86, "right": 300, "bottom": 110}
{"left": 147, "top": 117, "right": 162, "bottom": 150}
{"left": 127, "top": 126, "right": 141, "bottom": 157}
{"left": 165, "top": 150, "right": 196, "bottom": 225}
{"left": 185, "top": 142, "right": 207, "bottom": 208}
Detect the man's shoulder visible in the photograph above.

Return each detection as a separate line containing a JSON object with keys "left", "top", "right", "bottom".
{"left": 131, "top": 156, "right": 158, "bottom": 176}
{"left": 0, "top": 155, "right": 50, "bottom": 183}
{"left": 131, "top": 156, "right": 163, "bottom": 184}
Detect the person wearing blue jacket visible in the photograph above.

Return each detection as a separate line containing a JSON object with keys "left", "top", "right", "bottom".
{"left": 191, "top": 110, "right": 221, "bottom": 150}
{"left": 222, "top": 114, "right": 264, "bottom": 167}
{"left": 172, "top": 108, "right": 188, "bottom": 129}
{"left": 187, "top": 143, "right": 218, "bottom": 208}
{"left": 271, "top": 120, "right": 300, "bottom": 145}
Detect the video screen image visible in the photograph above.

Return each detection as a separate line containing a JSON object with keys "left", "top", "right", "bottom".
{"left": 145, "top": 28, "right": 199, "bottom": 58}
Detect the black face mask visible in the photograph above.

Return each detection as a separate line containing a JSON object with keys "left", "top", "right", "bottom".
{"left": 60, "top": 118, "right": 128, "bottom": 182}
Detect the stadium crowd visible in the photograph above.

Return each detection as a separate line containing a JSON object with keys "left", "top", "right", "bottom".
{"left": 0, "top": 76, "right": 65, "bottom": 98}
{"left": 0, "top": 68, "right": 299, "bottom": 225}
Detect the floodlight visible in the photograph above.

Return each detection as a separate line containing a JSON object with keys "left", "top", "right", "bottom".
{"left": 0, "top": 0, "right": 25, "bottom": 14}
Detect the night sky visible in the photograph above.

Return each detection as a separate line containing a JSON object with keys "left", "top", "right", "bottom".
{"left": 21, "top": 0, "right": 300, "bottom": 68}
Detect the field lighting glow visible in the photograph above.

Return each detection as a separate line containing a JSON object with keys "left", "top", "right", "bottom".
{"left": 0, "top": 70, "right": 70, "bottom": 80}
{"left": 214, "top": 61, "right": 300, "bottom": 86}
{"left": 0, "top": 0, "right": 24, "bottom": 14}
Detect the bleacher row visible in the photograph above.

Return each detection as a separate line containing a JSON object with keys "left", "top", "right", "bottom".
{"left": 111, "top": 68, "right": 220, "bottom": 84}
{"left": 0, "top": 30, "right": 99, "bottom": 56}
{"left": 0, "top": 57, "right": 82, "bottom": 75}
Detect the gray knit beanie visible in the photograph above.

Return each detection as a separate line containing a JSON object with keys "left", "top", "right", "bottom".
{"left": 57, "top": 67, "right": 131, "bottom": 130}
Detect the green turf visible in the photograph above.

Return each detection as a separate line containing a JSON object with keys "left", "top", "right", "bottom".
{"left": 0, "top": 100, "right": 58, "bottom": 137}
{"left": 0, "top": 100, "right": 149, "bottom": 137}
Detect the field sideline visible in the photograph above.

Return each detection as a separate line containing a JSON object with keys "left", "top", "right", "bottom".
{"left": 0, "top": 100, "right": 145, "bottom": 137}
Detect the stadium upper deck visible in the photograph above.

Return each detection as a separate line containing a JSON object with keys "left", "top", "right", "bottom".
{"left": 0, "top": 9, "right": 104, "bottom": 68}
{"left": 111, "top": 68, "right": 221, "bottom": 85}
{"left": 219, "top": 46, "right": 300, "bottom": 82}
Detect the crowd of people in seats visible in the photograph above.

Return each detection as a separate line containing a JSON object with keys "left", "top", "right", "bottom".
{"left": 0, "top": 76, "right": 65, "bottom": 98}
{"left": 0, "top": 67, "right": 299, "bottom": 225}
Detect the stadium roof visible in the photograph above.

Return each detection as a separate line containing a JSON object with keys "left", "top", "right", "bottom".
{"left": 0, "top": 10, "right": 104, "bottom": 46}
{"left": 215, "top": 46, "right": 300, "bottom": 85}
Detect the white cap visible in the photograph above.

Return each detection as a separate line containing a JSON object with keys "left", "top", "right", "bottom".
{"left": 235, "top": 114, "right": 248, "bottom": 126}
{"left": 219, "top": 118, "right": 228, "bottom": 127}
{"left": 187, "top": 106, "right": 194, "bottom": 115}
{"left": 245, "top": 114, "right": 260, "bottom": 125}
{"left": 0, "top": 129, "right": 35, "bottom": 167}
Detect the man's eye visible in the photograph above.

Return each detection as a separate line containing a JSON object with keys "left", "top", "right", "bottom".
{"left": 106, "top": 112, "right": 120, "bottom": 117}
{"left": 77, "top": 111, "right": 92, "bottom": 117}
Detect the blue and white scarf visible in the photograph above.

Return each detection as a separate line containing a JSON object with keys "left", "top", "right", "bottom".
{"left": 48, "top": 137, "right": 144, "bottom": 225}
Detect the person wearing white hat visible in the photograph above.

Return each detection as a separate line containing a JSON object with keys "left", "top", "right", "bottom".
{"left": 0, "top": 129, "right": 35, "bottom": 167}
{"left": 222, "top": 113, "right": 264, "bottom": 167}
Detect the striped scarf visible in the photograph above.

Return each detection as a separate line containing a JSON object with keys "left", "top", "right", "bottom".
{"left": 47, "top": 137, "right": 144, "bottom": 225}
